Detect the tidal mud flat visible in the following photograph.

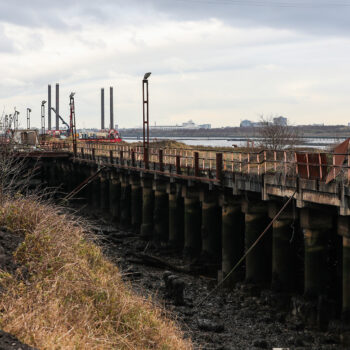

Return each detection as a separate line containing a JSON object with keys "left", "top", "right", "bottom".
{"left": 87, "top": 212, "right": 342, "bottom": 350}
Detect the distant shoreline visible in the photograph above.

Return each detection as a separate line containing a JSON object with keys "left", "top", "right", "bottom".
{"left": 122, "top": 135, "right": 342, "bottom": 148}
{"left": 118, "top": 125, "right": 350, "bottom": 139}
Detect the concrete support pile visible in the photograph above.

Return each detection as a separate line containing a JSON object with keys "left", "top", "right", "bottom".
{"left": 300, "top": 208, "right": 332, "bottom": 298}
{"left": 167, "top": 184, "right": 184, "bottom": 249}
{"left": 83, "top": 168, "right": 93, "bottom": 205}
{"left": 153, "top": 181, "right": 169, "bottom": 245}
{"left": 119, "top": 174, "right": 131, "bottom": 227}
{"left": 219, "top": 195, "right": 244, "bottom": 286}
{"left": 338, "top": 216, "right": 350, "bottom": 322}
{"left": 131, "top": 176, "right": 142, "bottom": 231}
{"left": 109, "top": 173, "right": 121, "bottom": 222}
{"left": 183, "top": 186, "right": 201, "bottom": 257}
{"left": 91, "top": 167, "right": 100, "bottom": 210}
{"left": 269, "top": 201, "right": 298, "bottom": 292}
{"left": 99, "top": 173, "right": 110, "bottom": 212}
{"left": 242, "top": 199, "right": 271, "bottom": 286}
{"left": 141, "top": 178, "right": 154, "bottom": 239}
{"left": 200, "top": 190, "right": 221, "bottom": 266}
{"left": 49, "top": 160, "right": 60, "bottom": 189}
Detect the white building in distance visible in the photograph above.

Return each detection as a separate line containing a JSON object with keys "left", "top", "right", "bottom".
{"left": 149, "top": 120, "right": 211, "bottom": 130}
{"left": 240, "top": 116, "right": 288, "bottom": 127}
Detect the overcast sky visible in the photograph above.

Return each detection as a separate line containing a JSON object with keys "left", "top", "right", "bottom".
{"left": 0, "top": 0, "right": 350, "bottom": 129}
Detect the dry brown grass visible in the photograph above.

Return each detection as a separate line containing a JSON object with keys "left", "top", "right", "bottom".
{"left": 128, "top": 139, "right": 250, "bottom": 153}
{"left": 0, "top": 197, "right": 192, "bottom": 350}
{"left": 127, "top": 140, "right": 191, "bottom": 150}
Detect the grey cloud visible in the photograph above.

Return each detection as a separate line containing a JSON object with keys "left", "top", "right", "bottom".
{"left": 0, "top": 25, "right": 15, "bottom": 52}
{"left": 0, "top": 0, "right": 151, "bottom": 30}
{"left": 141, "top": 0, "right": 350, "bottom": 37}
{"left": 1, "top": 0, "right": 349, "bottom": 36}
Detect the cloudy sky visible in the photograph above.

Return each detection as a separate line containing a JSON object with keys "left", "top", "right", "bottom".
{"left": 0, "top": 0, "right": 350, "bottom": 129}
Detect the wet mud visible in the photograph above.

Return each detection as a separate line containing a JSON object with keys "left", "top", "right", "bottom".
{"left": 88, "top": 213, "right": 343, "bottom": 350}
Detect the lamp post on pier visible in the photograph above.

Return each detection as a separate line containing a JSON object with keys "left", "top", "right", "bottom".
{"left": 41, "top": 100, "right": 46, "bottom": 136}
{"left": 143, "top": 72, "right": 151, "bottom": 169}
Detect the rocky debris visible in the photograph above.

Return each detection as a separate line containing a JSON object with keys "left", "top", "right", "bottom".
{"left": 163, "top": 271, "right": 186, "bottom": 305}
{"left": 340, "top": 331, "right": 350, "bottom": 347}
{"left": 79, "top": 209, "right": 342, "bottom": 350}
{"left": 252, "top": 339, "right": 268, "bottom": 348}
{"left": 291, "top": 295, "right": 336, "bottom": 331}
{"left": 0, "top": 330, "right": 36, "bottom": 350}
{"left": 197, "top": 318, "right": 225, "bottom": 333}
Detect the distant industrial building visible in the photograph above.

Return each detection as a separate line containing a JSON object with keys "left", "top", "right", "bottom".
{"left": 240, "top": 120, "right": 253, "bottom": 127}
{"left": 240, "top": 120, "right": 264, "bottom": 128}
{"left": 149, "top": 120, "right": 211, "bottom": 130}
{"left": 273, "top": 116, "right": 287, "bottom": 126}
{"left": 240, "top": 116, "right": 288, "bottom": 127}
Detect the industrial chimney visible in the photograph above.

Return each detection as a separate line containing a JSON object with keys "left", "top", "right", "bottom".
{"left": 110, "top": 86, "right": 114, "bottom": 130}
{"left": 55, "top": 83, "right": 59, "bottom": 130}
{"left": 101, "top": 88, "right": 105, "bottom": 130}
{"left": 48, "top": 85, "right": 51, "bottom": 130}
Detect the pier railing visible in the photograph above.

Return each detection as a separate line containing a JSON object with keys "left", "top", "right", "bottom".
{"left": 38, "top": 141, "right": 350, "bottom": 183}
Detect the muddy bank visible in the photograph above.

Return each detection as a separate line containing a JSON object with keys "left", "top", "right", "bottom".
{"left": 0, "top": 330, "right": 35, "bottom": 350}
{"left": 85, "top": 212, "right": 342, "bottom": 350}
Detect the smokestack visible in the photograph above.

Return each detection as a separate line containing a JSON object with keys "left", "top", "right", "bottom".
{"left": 101, "top": 88, "right": 105, "bottom": 130}
{"left": 55, "top": 83, "right": 59, "bottom": 130}
{"left": 110, "top": 86, "right": 114, "bottom": 130}
{"left": 48, "top": 85, "right": 51, "bottom": 130}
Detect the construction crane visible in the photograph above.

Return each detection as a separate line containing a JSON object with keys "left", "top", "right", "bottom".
{"left": 50, "top": 107, "right": 70, "bottom": 133}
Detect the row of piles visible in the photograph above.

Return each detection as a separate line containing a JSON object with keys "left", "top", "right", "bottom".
{"left": 46, "top": 161, "right": 350, "bottom": 331}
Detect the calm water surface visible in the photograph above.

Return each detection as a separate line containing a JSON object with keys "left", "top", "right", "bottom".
{"left": 123, "top": 136, "right": 345, "bottom": 149}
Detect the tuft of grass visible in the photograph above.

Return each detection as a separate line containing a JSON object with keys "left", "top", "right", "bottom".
{"left": 0, "top": 198, "right": 192, "bottom": 350}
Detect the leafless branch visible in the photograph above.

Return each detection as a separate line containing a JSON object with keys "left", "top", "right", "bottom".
{"left": 257, "top": 115, "right": 302, "bottom": 150}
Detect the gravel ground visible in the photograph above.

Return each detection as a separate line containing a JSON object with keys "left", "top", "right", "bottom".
{"left": 87, "top": 214, "right": 344, "bottom": 350}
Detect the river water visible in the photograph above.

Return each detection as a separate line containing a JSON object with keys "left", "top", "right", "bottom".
{"left": 123, "top": 136, "right": 345, "bottom": 149}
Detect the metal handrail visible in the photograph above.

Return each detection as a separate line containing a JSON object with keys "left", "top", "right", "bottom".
{"left": 36, "top": 141, "right": 350, "bottom": 183}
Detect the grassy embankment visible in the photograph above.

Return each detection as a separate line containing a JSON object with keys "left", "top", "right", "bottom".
{"left": 0, "top": 197, "right": 192, "bottom": 350}
{"left": 128, "top": 139, "right": 248, "bottom": 152}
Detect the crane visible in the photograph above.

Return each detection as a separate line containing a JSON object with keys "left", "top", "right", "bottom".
{"left": 50, "top": 107, "right": 70, "bottom": 133}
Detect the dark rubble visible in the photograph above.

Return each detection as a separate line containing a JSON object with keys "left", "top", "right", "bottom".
{"left": 91, "top": 216, "right": 342, "bottom": 350}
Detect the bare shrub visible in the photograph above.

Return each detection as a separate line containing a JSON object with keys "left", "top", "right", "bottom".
{"left": 257, "top": 115, "right": 302, "bottom": 150}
